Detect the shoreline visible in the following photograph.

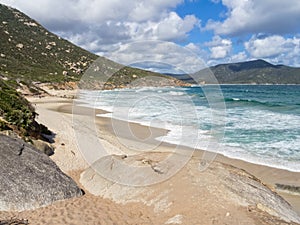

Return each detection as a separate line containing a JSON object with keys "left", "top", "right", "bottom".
{"left": 96, "top": 112, "right": 300, "bottom": 174}
{"left": 57, "top": 97, "right": 300, "bottom": 214}
{"left": 76, "top": 85, "right": 300, "bottom": 174}
{"left": 12, "top": 93, "right": 299, "bottom": 224}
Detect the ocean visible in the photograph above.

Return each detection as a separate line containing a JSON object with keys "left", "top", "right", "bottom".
{"left": 78, "top": 85, "right": 300, "bottom": 172}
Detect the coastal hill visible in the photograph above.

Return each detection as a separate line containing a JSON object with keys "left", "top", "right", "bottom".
{"left": 2, "top": 3, "right": 298, "bottom": 87}
{"left": 210, "top": 59, "right": 300, "bottom": 84}
{"left": 0, "top": 4, "right": 96, "bottom": 83}
{"left": 168, "top": 59, "right": 300, "bottom": 84}
{"left": 0, "top": 3, "right": 186, "bottom": 89}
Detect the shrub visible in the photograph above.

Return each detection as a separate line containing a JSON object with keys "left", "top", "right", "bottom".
{"left": 0, "top": 79, "right": 35, "bottom": 135}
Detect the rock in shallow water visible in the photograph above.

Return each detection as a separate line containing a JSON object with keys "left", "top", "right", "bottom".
{"left": 0, "top": 134, "right": 82, "bottom": 211}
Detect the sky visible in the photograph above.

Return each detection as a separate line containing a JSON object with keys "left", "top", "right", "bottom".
{"left": 1, "top": 0, "right": 300, "bottom": 72}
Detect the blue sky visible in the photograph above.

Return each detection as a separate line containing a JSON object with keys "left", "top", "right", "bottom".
{"left": 176, "top": 0, "right": 224, "bottom": 43}
{"left": 1, "top": 0, "right": 300, "bottom": 71}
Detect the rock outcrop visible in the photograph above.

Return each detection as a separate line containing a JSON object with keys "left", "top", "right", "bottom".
{"left": 80, "top": 152, "right": 300, "bottom": 224}
{"left": 32, "top": 139, "right": 55, "bottom": 156}
{"left": 0, "top": 134, "right": 82, "bottom": 211}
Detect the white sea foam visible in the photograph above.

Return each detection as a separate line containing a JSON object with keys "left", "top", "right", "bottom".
{"left": 77, "top": 87, "right": 300, "bottom": 172}
{"left": 169, "top": 91, "right": 185, "bottom": 96}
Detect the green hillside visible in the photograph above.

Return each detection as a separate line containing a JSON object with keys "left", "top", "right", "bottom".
{"left": 209, "top": 59, "right": 300, "bottom": 84}
{"left": 0, "top": 4, "right": 97, "bottom": 83}
{"left": 211, "top": 60, "right": 300, "bottom": 84}
{"left": 168, "top": 60, "right": 300, "bottom": 84}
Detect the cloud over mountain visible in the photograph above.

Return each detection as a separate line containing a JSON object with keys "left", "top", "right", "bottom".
{"left": 245, "top": 35, "right": 300, "bottom": 66}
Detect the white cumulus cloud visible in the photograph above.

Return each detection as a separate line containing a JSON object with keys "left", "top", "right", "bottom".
{"left": 104, "top": 41, "right": 208, "bottom": 73}
{"left": 125, "top": 12, "right": 199, "bottom": 42}
{"left": 230, "top": 51, "right": 248, "bottom": 62}
{"left": 206, "top": 36, "right": 232, "bottom": 59}
{"left": 205, "top": 0, "right": 300, "bottom": 36}
{"left": 245, "top": 35, "right": 300, "bottom": 66}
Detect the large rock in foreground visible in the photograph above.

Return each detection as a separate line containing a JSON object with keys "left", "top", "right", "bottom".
{"left": 0, "top": 134, "right": 82, "bottom": 211}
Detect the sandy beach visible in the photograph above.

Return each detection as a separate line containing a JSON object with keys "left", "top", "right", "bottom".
{"left": 1, "top": 1, "right": 300, "bottom": 224}
{"left": 1, "top": 92, "right": 300, "bottom": 225}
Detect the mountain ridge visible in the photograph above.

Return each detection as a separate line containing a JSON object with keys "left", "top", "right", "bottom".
{"left": 167, "top": 59, "right": 300, "bottom": 84}
{"left": 210, "top": 59, "right": 300, "bottom": 84}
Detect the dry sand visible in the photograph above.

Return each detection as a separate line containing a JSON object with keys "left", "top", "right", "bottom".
{"left": 1, "top": 92, "right": 300, "bottom": 225}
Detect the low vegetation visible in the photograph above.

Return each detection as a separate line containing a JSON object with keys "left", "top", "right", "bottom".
{"left": 0, "top": 4, "right": 97, "bottom": 83}
{"left": 0, "top": 78, "right": 48, "bottom": 138}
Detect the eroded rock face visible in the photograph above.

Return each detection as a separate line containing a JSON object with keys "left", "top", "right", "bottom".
{"left": 80, "top": 153, "right": 300, "bottom": 224}
{"left": 0, "top": 134, "right": 82, "bottom": 211}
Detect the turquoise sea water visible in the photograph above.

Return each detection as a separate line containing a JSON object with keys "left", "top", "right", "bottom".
{"left": 79, "top": 85, "right": 300, "bottom": 172}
